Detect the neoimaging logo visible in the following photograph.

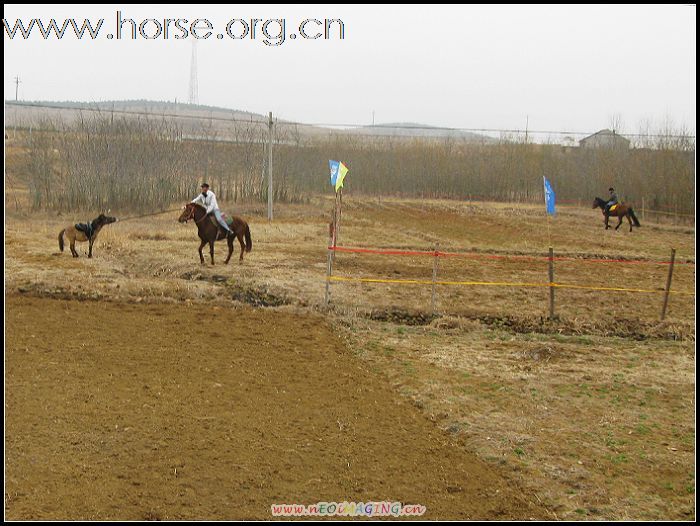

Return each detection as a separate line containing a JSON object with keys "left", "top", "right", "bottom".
{"left": 271, "top": 501, "right": 427, "bottom": 517}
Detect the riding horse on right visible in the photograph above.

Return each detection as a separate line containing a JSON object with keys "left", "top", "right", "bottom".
{"left": 592, "top": 197, "right": 641, "bottom": 232}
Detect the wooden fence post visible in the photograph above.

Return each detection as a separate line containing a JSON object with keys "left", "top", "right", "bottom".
{"left": 325, "top": 234, "right": 334, "bottom": 307}
{"left": 431, "top": 243, "right": 440, "bottom": 315}
{"left": 336, "top": 188, "right": 343, "bottom": 247}
{"left": 548, "top": 247, "right": 555, "bottom": 320}
{"left": 660, "top": 248, "right": 676, "bottom": 321}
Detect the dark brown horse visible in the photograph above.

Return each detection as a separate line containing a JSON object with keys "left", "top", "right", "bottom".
{"left": 58, "top": 213, "right": 118, "bottom": 258}
{"left": 178, "top": 203, "right": 252, "bottom": 264}
{"left": 592, "top": 197, "right": 641, "bottom": 232}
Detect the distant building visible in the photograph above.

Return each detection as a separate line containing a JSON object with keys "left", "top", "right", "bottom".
{"left": 579, "top": 129, "right": 631, "bottom": 149}
{"left": 562, "top": 136, "right": 577, "bottom": 148}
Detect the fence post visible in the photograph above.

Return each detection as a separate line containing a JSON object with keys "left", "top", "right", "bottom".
{"left": 325, "top": 234, "right": 334, "bottom": 307}
{"left": 431, "top": 242, "right": 440, "bottom": 315}
{"left": 642, "top": 197, "right": 645, "bottom": 222}
{"left": 267, "top": 111, "right": 273, "bottom": 221}
{"left": 330, "top": 194, "right": 339, "bottom": 264}
{"left": 660, "top": 248, "right": 676, "bottom": 321}
{"left": 548, "top": 247, "right": 555, "bottom": 320}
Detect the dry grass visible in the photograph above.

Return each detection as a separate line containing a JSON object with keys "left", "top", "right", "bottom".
{"left": 338, "top": 316, "right": 695, "bottom": 520}
{"left": 5, "top": 195, "right": 695, "bottom": 520}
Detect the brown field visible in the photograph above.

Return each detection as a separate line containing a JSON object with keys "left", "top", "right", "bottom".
{"left": 4, "top": 195, "right": 696, "bottom": 520}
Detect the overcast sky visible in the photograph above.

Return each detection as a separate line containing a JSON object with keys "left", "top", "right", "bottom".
{"left": 3, "top": 4, "right": 696, "bottom": 134}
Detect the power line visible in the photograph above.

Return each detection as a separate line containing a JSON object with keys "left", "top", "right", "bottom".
{"left": 3, "top": 100, "right": 696, "bottom": 140}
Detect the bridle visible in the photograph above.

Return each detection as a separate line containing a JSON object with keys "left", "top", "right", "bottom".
{"left": 181, "top": 204, "right": 208, "bottom": 225}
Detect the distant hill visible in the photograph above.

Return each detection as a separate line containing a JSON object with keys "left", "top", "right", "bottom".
{"left": 5, "top": 99, "right": 269, "bottom": 123}
{"left": 353, "top": 122, "right": 494, "bottom": 142}
{"left": 4, "top": 100, "right": 493, "bottom": 143}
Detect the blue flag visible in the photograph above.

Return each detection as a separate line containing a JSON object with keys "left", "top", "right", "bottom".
{"left": 543, "top": 176, "right": 556, "bottom": 215}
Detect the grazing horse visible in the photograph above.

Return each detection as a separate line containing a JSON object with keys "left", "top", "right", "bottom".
{"left": 592, "top": 197, "right": 641, "bottom": 232}
{"left": 178, "top": 203, "right": 252, "bottom": 265}
{"left": 58, "top": 213, "right": 118, "bottom": 257}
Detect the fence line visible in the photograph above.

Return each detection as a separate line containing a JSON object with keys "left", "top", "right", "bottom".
{"left": 324, "top": 244, "right": 692, "bottom": 320}
{"left": 327, "top": 275, "right": 694, "bottom": 296}
{"left": 328, "top": 245, "right": 695, "bottom": 266}
{"left": 641, "top": 208, "right": 696, "bottom": 218}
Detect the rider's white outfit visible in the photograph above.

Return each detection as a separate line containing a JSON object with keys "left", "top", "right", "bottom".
{"left": 191, "top": 191, "right": 232, "bottom": 233}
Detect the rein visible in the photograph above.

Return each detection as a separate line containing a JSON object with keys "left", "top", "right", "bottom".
{"left": 118, "top": 208, "right": 183, "bottom": 222}
{"left": 181, "top": 205, "right": 212, "bottom": 226}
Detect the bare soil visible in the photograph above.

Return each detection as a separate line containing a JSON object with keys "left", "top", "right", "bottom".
{"left": 5, "top": 295, "right": 546, "bottom": 520}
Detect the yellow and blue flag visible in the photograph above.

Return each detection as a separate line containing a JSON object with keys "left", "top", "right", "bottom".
{"left": 543, "top": 176, "right": 556, "bottom": 215}
{"left": 329, "top": 160, "right": 349, "bottom": 192}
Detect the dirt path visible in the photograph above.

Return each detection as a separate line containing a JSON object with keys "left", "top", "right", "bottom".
{"left": 5, "top": 295, "right": 548, "bottom": 520}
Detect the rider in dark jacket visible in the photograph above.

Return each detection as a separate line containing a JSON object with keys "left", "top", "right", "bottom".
{"left": 605, "top": 187, "right": 619, "bottom": 215}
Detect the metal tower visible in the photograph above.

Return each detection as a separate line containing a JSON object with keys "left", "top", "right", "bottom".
{"left": 188, "top": 41, "right": 199, "bottom": 105}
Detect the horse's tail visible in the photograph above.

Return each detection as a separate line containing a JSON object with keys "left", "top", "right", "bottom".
{"left": 58, "top": 229, "right": 65, "bottom": 252}
{"left": 629, "top": 208, "right": 641, "bottom": 227}
{"left": 244, "top": 224, "right": 252, "bottom": 252}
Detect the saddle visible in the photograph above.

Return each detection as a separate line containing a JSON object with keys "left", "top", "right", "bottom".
{"left": 75, "top": 222, "right": 95, "bottom": 239}
{"left": 208, "top": 213, "right": 234, "bottom": 228}
{"left": 609, "top": 204, "right": 619, "bottom": 212}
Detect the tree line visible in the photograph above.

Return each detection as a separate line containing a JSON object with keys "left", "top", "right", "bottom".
{"left": 18, "top": 114, "right": 695, "bottom": 215}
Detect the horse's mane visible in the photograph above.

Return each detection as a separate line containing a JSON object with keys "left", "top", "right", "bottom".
{"left": 188, "top": 202, "right": 208, "bottom": 214}
{"left": 90, "top": 214, "right": 105, "bottom": 226}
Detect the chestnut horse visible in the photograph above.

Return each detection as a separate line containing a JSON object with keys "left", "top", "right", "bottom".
{"left": 58, "top": 213, "right": 118, "bottom": 258}
{"left": 178, "top": 203, "right": 252, "bottom": 264}
{"left": 592, "top": 197, "right": 641, "bottom": 232}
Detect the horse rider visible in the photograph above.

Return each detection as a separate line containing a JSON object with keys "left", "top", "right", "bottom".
{"left": 605, "top": 187, "right": 619, "bottom": 216}
{"left": 191, "top": 183, "right": 233, "bottom": 235}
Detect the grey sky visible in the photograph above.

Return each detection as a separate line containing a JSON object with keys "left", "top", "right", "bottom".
{"left": 3, "top": 4, "right": 696, "bottom": 134}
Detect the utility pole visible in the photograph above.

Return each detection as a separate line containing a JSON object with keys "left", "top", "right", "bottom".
{"left": 267, "top": 111, "right": 273, "bottom": 221}
{"left": 14, "top": 76, "right": 21, "bottom": 101}
{"left": 525, "top": 115, "right": 529, "bottom": 143}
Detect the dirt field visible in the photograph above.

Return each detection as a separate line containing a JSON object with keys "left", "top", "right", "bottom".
{"left": 5, "top": 295, "right": 546, "bottom": 520}
{"left": 4, "top": 195, "right": 696, "bottom": 520}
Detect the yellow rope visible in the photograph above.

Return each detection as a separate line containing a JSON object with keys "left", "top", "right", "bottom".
{"left": 327, "top": 275, "right": 694, "bottom": 295}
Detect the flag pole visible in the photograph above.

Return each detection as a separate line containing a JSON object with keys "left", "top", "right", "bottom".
{"left": 331, "top": 190, "right": 338, "bottom": 263}
{"left": 543, "top": 176, "right": 555, "bottom": 320}
{"left": 337, "top": 187, "right": 343, "bottom": 248}
{"left": 543, "top": 176, "right": 552, "bottom": 247}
